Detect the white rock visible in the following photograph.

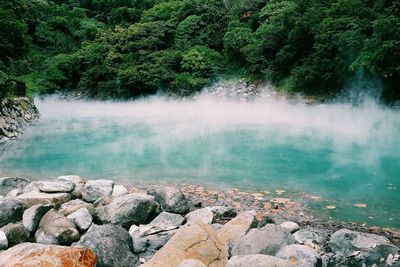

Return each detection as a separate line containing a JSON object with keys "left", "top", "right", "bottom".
{"left": 112, "top": 185, "right": 128, "bottom": 197}
{"left": 280, "top": 221, "right": 300, "bottom": 233}
{"left": 58, "top": 175, "right": 85, "bottom": 188}
{"left": 81, "top": 180, "right": 114, "bottom": 203}
{"left": 38, "top": 180, "right": 75, "bottom": 193}
{"left": 0, "top": 230, "right": 8, "bottom": 250}
{"left": 67, "top": 208, "right": 92, "bottom": 231}
{"left": 185, "top": 207, "right": 213, "bottom": 225}
{"left": 22, "top": 204, "right": 53, "bottom": 232}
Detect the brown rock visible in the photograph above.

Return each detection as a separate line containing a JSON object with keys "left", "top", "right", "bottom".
{"left": 142, "top": 222, "right": 228, "bottom": 267}
{"left": 0, "top": 242, "right": 97, "bottom": 267}
{"left": 218, "top": 211, "right": 256, "bottom": 249}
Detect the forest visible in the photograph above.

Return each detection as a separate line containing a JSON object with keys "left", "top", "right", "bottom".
{"left": 0, "top": 0, "right": 399, "bottom": 102}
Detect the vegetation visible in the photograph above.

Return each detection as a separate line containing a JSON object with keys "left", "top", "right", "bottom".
{"left": 0, "top": 0, "right": 399, "bottom": 102}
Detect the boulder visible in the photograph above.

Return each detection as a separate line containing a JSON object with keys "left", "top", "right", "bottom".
{"left": 0, "top": 177, "right": 29, "bottom": 196}
{"left": 210, "top": 206, "right": 237, "bottom": 221}
{"left": 328, "top": 229, "right": 400, "bottom": 266}
{"left": 129, "top": 212, "right": 184, "bottom": 253}
{"left": 177, "top": 259, "right": 207, "bottom": 267}
{"left": 75, "top": 224, "right": 138, "bottom": 267}
{"left": 58, "top": 175, "right": 86, "bottom": 188}
{"left": 0, "top": 230, "right": 7, "bottom": 250}
{"left": 0, "top": 222, "right": 30, "bottom": 247}
{"left": 148, "top": 186, "right": 189, "bottom": 214}
{"left": 0, "top": 243, "right": 97, "bottom": 267}
{"left": 22, "top": 204, "right": 53, "bottom": 232}
{"left": 142, "top": 222, "right": 228, "bottom": 267}
{"left": 293, "top": 228, "right": 324, "bottom": 246}
{"left": 280, "top": 221, "right": 300, "bottom": 234}
{"left": 38, "top": 180, "right": 75, "bottom": 193}
{"left": 17, "top": 192, "right": 71, "bottom": 208}
{"left": 185, "top": 207, "right": 214, "bottom": 225}
{"left": 0, "top": 198, "right": 25, "bottom": 227}
{"left": 227, "top": 254, "right": 293, "bottom": 267}
{"left": 67, "top": 208, "right": 93, "bottom": 232}
{"left": 218, "top": 211, "right": 256, "bottom": 250}
{"left": 59, "top": 199, "right": 96, "bottom": 216}
{"left": 96, "top": 193, "right": 160, "bottom": 228}
{"left": 112, "top": 184, "right": 128, "bottom": 197}
{"left": 276, "top": 244, "right": 321, "bottom": 267}
{"left": 81, "top": 179, "right": 113, "bottom": 203}
{"left": 35, "top": 209, "right": 80, "bottom": 245}
{"left": 231, "top": 224, "right": 295, "bottom": 256}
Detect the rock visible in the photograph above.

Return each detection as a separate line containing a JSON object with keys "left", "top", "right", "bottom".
{"left": 185, "top": 207, "right": 214, "bottom": 225}
{"left": 177, "top": 259, "right": 207, "bottom": 267}
{"left": 59, "top": 199, "right": 96, "bottom": 216}
{"left": 0, "top": 222, "right": 30, "bottom": 247}
{"left": 293, "top": 228, "right": 324, "bottom": 246}
{"left": 0, "top": 230, "right": 7, "bottom": 250}
{"left": 0, "top": 198, "right": 25, "bottom": 227}
{"left": 67, "top": 208, "right": 93, "bottom": 232}
{"left": 280, "top": 221, "right": 300, "bottom": 233}
{"left": 328, "top": 229, "right": 400, "bottom": 266}
{"left": 227, "top": 254, "right": 293, "bottom": 267}
{"left": 148, "top": 186, "right": 189, "bottom": 214}
{"left": 129, "top": 212, "right": 184, "bottom": 253}
{"left": 58, "top": 175, "right": 86, "bottom": 187}
{"left": 0, "top": 177, "right": 29, "bottom": 196}
{"left": 22, "top": 204, "right": 53, "bottom": 232}
{"left": 0, "top": 243, "right": 97, "bottom": 267}
{"left": 276, "top": 244, "right": 321, "bottom": 267}
{"left": 210, "top": 206, "right": 237, "bottom": 221}
{"left": 142, "top": 222, "right": 228, "bottom": 267}
{"left": 35, "top": 209, "right": 80, "bottom": 245}
{"left": 38, "top": 180, "right": 75, "bottom": 193}
{"left": 81, "top": 179, "right": 113, "bottom": 203}
{"left": 75, "top": 224, "right": 138, "bottom": 267}
{"left": 211, "top": 223, "right": 223, "bottom": 231}
{"left": 21, "top": 181, "right": 40, "bottom": 194}
{"left": 17, "top": 192, "right": 71, "bottom": 208}
{"left": 218, "top": 211, "right": 256, "bottom": 250}
{"left": 231, "top": 224, "right": 295, "bottom": 256}
{"left": 96, "top": 193, "right": 160, "bottom": 228}
{"left": 112, "top": 184, "right": 128, "bottom": 197}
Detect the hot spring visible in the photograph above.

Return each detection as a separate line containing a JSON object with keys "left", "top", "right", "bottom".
{"left": 1, "top": 86, "right": 399, "bottom": 228}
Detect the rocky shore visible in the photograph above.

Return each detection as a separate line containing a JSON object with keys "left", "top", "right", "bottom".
{"left": 0, "top": 97, "right": 39, "bottom": 143}
{"left": 0, "top": 176, "right": 399, "bottom": 267}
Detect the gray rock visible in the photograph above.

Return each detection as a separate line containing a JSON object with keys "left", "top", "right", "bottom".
{"left": 210, "top": 206, "right": 237, "bottom": 221}
{"left": 293, "top": 228, "right": 324, "bottom": 245}
{"left": 231, "top": 224, "right": 295, "bottom": 256}
{"left": 17, "top": 192, "right": 71, "bottom": 208}
{"left": 0, "top": 198, "right": 25, "bottom": 228}
{"left": 148, "top": 186, "right": 189, "bottom": 214}
{"left": 112, "top": 184, "right": 128, "bottom": 197}
{"left": 0, "top": 177, "right": 29, "bottom": 196}
{"left": 0, "top": 230, "right": 7, "bottom": 250}
{"left": 58, "top": 199, "right": 95, "bottom": 216}
{"left": 22, "top": 204, "right": 53, "bottom": 232}
{"left": 67, "top": 208, "right": 92, "bottom": 232}
{"left": 177, "top": 259, "right": 207, "bottom": 267}
{"left": 58, "top": 175, "right": 85, "bottom": 188}
{"left": 35, "top": 209, "right": 80, "bottom": 245}
{"left": 276, "top": 244, "right": 321, "bottom": 267}
{"left": 75, "top": 224, "right": 138, "bottom": 267}
{"left": 129, "top": 212, "right": 184, "bottom": 253}
{"left": 38, "top": 180, "right": 75, "bottom": 193}
{"left": 280, "top": 221, "right": 300, "bottom": 234}
{"left": 227, "top": 254, "right": 293, "bottom": 267}
{"left": 96, "top": 193, "right": 160, "bottom": 228}
{"left": 81, "top": 179, "right": 113, "bottom": 203}
{"left": 328, "top": 229, "right": 400, "bottom": 267}
{"left": 0, "top": 222, "right": 30, "bottom": 247}
{"left": 185, "top": 207, "right": 214, "bottom": 225}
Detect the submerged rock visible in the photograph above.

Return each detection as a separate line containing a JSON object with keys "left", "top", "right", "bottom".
{"left": 35, "top": 209, "right": 80, "bottom": 245}
{"left": 75, "top": 224, "right": 138, "bottom": 267}
{"left": 0, "top": 243, "right": 97, "bottom": 267}
{"left": 148, "top": 186, "right": 189, "bottom": 214}
{"left": 231, "top": 224, "right": 295, "bottom": 256}
{"left": 82, "top": 179, "right": 114, "bottom": 203}
{"left": 227, "top": 254, "right": 293, "bottom": 267}
{"left": 0, "top": 198, "right": 25, "bottom": 228}
{"left": 142, "top": 222, "right": 227, "bottom": 267}
{"left": 22, "top": 204, "right": 53, "bottom": 233}
{"left": 276, "top": 244, "right": 321, "bottom": 267}
{"left": 96, "top": 193, "right": 160, "bottom": 228}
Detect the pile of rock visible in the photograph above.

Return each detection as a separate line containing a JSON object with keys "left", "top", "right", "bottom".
{"left": 0, "top": 176, "right": 399, "bottom": 267}
{"left": 0, "top": 97, "right": 39, "bottom": 143}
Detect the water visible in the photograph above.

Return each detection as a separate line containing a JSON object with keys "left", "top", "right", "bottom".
{"left": 1, "top": 91, "right": 399, "bottom": 228}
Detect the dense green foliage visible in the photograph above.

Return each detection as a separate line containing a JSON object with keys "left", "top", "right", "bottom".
{"left": 0, "top": 0, "right": 399, "bottom": 101}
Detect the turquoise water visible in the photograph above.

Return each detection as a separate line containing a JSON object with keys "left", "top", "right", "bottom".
{"left": 0, "top": 95, "right": 399, "bottom": 227}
